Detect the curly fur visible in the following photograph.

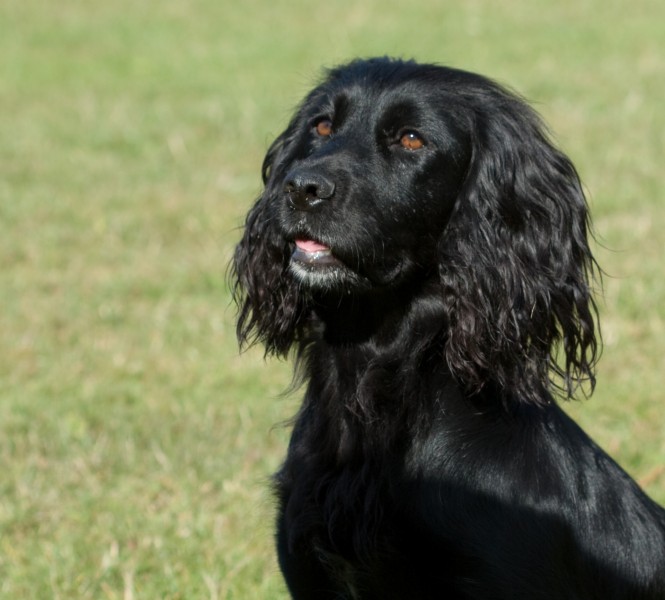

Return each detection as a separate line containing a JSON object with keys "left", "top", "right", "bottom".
{"left": 232, "top": 58, "right": 665, "bottom": 599}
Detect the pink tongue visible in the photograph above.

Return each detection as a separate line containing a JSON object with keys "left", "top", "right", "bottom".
{"left": 295, "top": 239, "right": 330, "bottom": 252}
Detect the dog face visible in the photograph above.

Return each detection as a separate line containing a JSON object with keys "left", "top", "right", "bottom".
{"left": 264, "top": 62, "right": 474, "bottom": 292}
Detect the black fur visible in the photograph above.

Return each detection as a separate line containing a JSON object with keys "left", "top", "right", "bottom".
{"left": 232, "top": 58, "right": 665, "bottom": 599}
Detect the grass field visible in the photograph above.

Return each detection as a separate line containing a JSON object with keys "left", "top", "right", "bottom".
{"left": 1, "top": 0, "right": 663, "bottom": 597}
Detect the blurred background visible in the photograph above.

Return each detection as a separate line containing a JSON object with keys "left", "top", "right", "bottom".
{"left": 1, "top": 0, "right": 663, "bottom": 597}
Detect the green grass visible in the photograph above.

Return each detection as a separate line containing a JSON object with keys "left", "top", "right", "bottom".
{"left": 1, "top": 0, "right": 663, "bottom": 597}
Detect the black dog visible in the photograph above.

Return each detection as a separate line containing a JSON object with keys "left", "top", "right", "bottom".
{"left": 232, "top": 58, "right": 665, "bottom": 599}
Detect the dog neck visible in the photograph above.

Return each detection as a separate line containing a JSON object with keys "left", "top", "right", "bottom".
{"left": 297, "top": 280, "right": 457, "bottom": 434}
{"left": 311, "top": 278, "right": 446, "bottom": 351}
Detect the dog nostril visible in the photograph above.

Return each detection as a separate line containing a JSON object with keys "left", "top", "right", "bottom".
{"left": 315, "top": 179, "right": 335, "bottom": 200}
{"left": 304, "top": 184, "right": 319, "bottom": 198}
{"left": 284, "top": 174, "right": 335, "bottom": 210}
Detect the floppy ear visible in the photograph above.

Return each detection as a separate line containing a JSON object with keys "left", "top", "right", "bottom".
{"left": 231, "top": 132, "right": 307, "bottom": 356}
{"left": 439, "top": 87, "right": 600, "bottom": 405}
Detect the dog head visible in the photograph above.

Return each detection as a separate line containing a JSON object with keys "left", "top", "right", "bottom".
{"left": 232, "top": 57, "right": 599, "bottom": 404}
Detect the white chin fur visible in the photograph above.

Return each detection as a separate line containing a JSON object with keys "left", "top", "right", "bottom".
{"left": 289, "top": 259, "right": 366, "bottom": 293}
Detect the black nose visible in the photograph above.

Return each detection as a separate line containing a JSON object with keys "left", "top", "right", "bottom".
{"left": 284, "top": 171, "right": 335, "bottom": 211}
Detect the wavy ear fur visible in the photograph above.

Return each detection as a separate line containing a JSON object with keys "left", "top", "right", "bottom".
{"left": 440, "top": 83, "right": 600, "bottom": 405}
{"left": 231, "top": 131, "right": 306, "bottom": 356}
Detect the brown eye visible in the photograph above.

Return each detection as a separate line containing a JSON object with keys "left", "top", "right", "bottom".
{"left": 315, "top": 119, "right": 333, "bottom": 137}
{"left": 400, "top": 131, "right": 424, "bottom": 150}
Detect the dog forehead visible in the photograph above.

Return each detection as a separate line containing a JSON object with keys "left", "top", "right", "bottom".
{"left": 307, "top": 79, "right": 430, "bottom": 124}
{"left": 306, "top": 61, "right": 472, "bottom": 122}
{"left": 323, "top": 59, "right": 473, "bottom": 97}
{"left": 305, "top": 81, "right": 464, "bottom": 143}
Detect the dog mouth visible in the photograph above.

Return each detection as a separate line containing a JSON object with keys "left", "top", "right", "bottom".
{"left": 288, "top": 237, "right": 388, "bottom": 293}
{"left": 289, "top": 237, "right": 368, "bottom": 291}
{"left": 291, "top": 239, "right": 343, "bottom": 267}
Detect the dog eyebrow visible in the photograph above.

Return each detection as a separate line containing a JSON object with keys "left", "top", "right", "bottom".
{"left": 330, "top": 93, "right": 350, "bottom": 125}
{"left": 376, "top": 100, "right": 422, "bottom": 134}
